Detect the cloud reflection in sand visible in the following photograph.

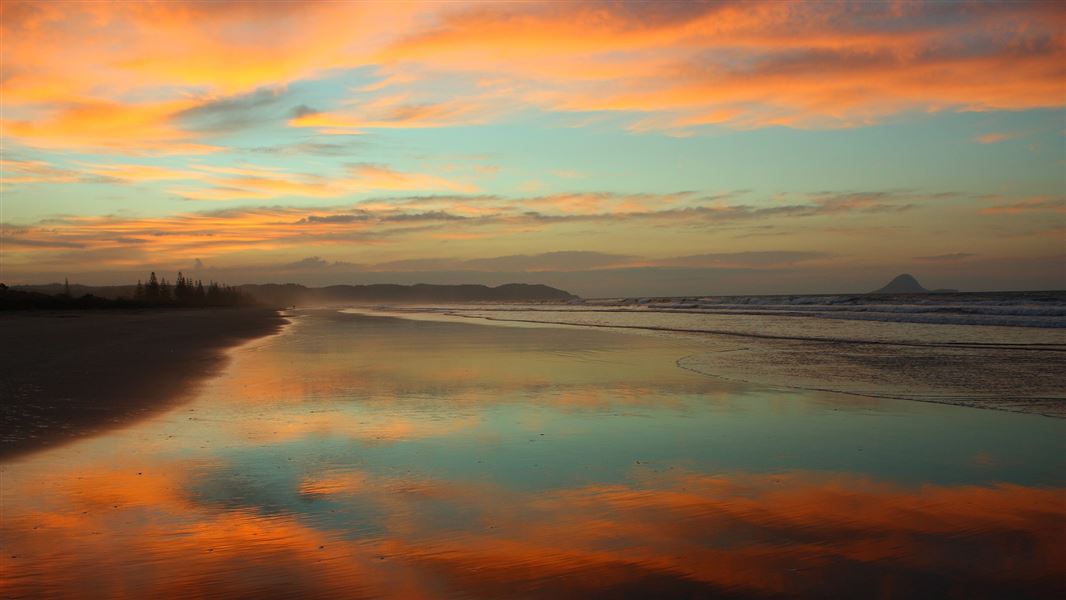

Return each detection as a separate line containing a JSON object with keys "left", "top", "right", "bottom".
{"left": 2, "top": 311, "right": 1063, "bottom": 598}
{"left": 4, "top": 457, "right": 1063, "bottom": 598}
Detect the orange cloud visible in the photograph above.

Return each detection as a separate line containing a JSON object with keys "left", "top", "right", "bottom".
{"left": 375, "top": 1, "right": 1066, "bottom": 131}
{"left": 2, "top": 99, "right": 226, "bottom": 155}
{"left": 3, "top": 0, "right": 1061, "bottom": 152}
{"left": 171, "top": 163, "right": 477, "bottom": 201}
{"left": 80, "top": 163, "right": 202, "bottom": 181}
{"left": 0, "top": 1, "right": 416, "bottom": 100}
{"left": 290, "top": 95, "right": 492, "bottom": 131}
{"left": 1, "top": 195, "right": 490, "bottom": 270}
{"left": 0, "top": 186, "right": 1055, "bottom": 284}
{"left": 522, "top": 192, "right": 691, "bottom": 215}
{"left": 350, "top": 163, "right": 478, "bottom": 194}
{"left": 0, "top": 2, "right": 423, "bottom": 153}
{"left": 974, "top": 132, "right": 1020, "bottom": 145}
{"left": 981, "top": 196, "right": 1066, "bottom": 215}
{"left": 0, "top": 159, "right": 84, "bottom": 184}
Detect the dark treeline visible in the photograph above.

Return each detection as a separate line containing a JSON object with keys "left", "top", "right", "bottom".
{"left": 1, "top": 272, "right": 252, "bottom": 310}
{"left": 133, "top": 272, "right": 248, "bottom": 306}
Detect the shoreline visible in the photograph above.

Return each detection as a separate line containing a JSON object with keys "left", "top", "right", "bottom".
{"left": 349, "top": 307, "right": 1066, "bottom": 418}
{"left": 0, "top": 307, "right": 286, "bottom": 459}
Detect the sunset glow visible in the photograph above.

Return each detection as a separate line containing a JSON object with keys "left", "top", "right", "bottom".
{"left": 2, "top": 0, "right": 1063, "bottom": 295}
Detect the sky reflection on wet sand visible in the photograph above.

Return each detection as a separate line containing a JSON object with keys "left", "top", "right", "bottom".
{"left": 2, "top": 311, "right": 1063, "bottom": 598}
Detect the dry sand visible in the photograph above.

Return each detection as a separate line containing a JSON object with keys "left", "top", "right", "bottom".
{"left": 0, "top": 308, "right": 285, "bottom": 459}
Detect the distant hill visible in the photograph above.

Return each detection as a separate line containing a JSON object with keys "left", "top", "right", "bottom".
{"left": 240, "top": 282, "right": 578, "bottom": 306}
{"left": 14, "top": 281, "right": 578, "bottom": 306}
{"left": 870, "top": 274, "right": 957, "bottom": 294}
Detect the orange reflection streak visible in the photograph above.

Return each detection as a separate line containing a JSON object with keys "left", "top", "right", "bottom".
{"left": 3, "top": 460, "right": 1063, "bottom": 598}
{"left": 210, "top": 318, "right": 715, "bottom": 406}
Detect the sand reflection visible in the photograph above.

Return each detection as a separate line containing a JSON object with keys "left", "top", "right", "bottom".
{"left": 3, "top": 458, "right": 1063, "bottom": 598}
{"left": 2, "top": 311, "right": 1063, "bottom": 598}
{"left": 213, "top": 311, "right": 732, "bottom": 407}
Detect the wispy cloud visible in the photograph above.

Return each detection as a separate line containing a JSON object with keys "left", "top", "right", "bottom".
{"left": 350, "top": 163, "right": 478, "bottom": 194}
{"left": 654, "top": 251, "right": 833, "bottom": 269}
{"left": 0, "top": 188, "right": 952, "bottom": 274}
{"left": 1, "top": 159, "right": 98, "bottom": 185}
{"left": 289, "top": 96, "right": 493, "bottom": 132}
{"left": 174, "top": 88, "right": 289, "bottom": 133}
{"left": 169, "top": 163, "right": 478, "bottom": 201}
{"left": 459, "top": 251, "right": 636, "bottom": 272}
{"left": 245, "top": 140, "right": 364, "bottom": 157}
{"left": 980, "top": 196, "right": 1066, "bottom": 215}
{"left": 79, "top": 163, "right": 201, "bottom": 182}
{"left": 912, "top": 253, "right": 977, "bottom": 263}
{"left": 974, "top": 132, "right": 1021, "bottom": 145}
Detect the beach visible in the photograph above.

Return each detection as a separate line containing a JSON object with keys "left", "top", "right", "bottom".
{"left": 1, "top": 309, "right": 1062, "bottom": 598}
{"left": 6, "top": 3, "right": 1064, "bottom": 597}
{"left": 369, "top": 294, "right": 1066, "bottom": 418}
{"left": 0, "top": 307, "right": 285, "bottom": 458}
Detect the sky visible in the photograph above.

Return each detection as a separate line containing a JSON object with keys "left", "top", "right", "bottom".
{"left": 1, "top": 0, "right": 1064, "bottom": 297}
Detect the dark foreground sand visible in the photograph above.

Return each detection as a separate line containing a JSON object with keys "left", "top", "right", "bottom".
{"left": 0, "top": 308, "right": 285, "bottom": 459}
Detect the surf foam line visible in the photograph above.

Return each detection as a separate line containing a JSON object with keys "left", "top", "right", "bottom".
{"left": 412, "top": 305, "right": 1066, "bottom": 329}
{"left": 432, "top": 311, "right": 1066, "bottom": 353}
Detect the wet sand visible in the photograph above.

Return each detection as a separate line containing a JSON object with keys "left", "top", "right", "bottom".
{"left": 2, "top": 309, "right": 1062, "bottom": 599}
{"left": 0, "top": 308, "right": 285, "bottom": 458}
{"left": 370, "top": 307, "right": 1066, "bottom": 418}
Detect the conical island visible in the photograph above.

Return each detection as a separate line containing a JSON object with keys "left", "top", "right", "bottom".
{"left": 870, "top": 274, "right": 929, "bottom": 294}
{"left": 870, "top": 274, "right": 959, "bottom": 294}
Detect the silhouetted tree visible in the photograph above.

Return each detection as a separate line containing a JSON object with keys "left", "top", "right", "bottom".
{"left": 174, "top": 271, "right": 190, "bottom": 301}
{"left": 62, "top": 277, "right": 71, "bottom": 298}
{"left": 127, "top": 272, "right": 251, "bottom": 307}
{"left": 146, "top": 272, "right": 160, "bottom": 299}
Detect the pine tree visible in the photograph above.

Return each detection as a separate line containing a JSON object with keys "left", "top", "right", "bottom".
{"left": 175, "top": 271, "right": 188, "bottom": 302}
{"left": 146, "top": 272, "right": 160, "bottom": 299}
{"left": 63, "top": 277, "right": 71, "bottom": 297}
{"left": 160, "top": 277, "right": 172, "bottom": 301}
{"left": 134, "top": 280, "right": 145, "bottom": 300}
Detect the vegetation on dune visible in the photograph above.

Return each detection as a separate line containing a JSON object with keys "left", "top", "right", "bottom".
{"left": 132, "top": 271, "right": 248, "bottom": 306}
{"left": 0, "top": 272, "right": 251, "bottom": 310}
